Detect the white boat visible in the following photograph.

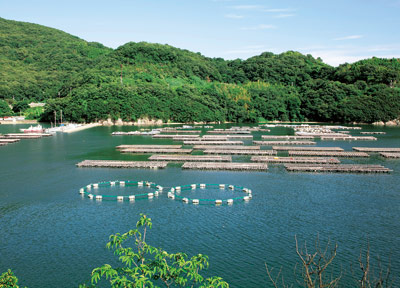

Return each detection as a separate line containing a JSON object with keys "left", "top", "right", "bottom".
{"left": 20, "top": 125, "right": 44, "bottom": 133}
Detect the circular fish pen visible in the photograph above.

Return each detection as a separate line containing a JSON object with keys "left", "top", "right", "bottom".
{"left": 79, "top": 180, "right": 163, "bottom": 201}
{"left": 167, "top": 183, "right": 252, "bottom": 205}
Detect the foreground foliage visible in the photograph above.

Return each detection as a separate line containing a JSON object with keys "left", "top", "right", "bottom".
{"left": 79, "top": 214, "right": 228, "bottom": 288}
{"left": 0, "top": 269, "right": 20, "bottom": 288}
{"left": 1, "top": 17, "right": 400, "bottom": 123}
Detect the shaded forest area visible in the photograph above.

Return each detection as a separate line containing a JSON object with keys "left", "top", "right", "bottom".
{"left": 1, "top": 17, "right": 399, "bottom": 123}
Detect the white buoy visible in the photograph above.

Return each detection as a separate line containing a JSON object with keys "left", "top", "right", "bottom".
{"left": 110, "top": 181, "right": 115, "bottom": 186}
{"left": 219, "top": 184, "right": 225, "bottom": 189}
{"left": 175, "top": 186, "right": 181, "bottom": 191}
{"left": 227, "top": 199, "right": 234, "bottom": 205}
{"left": 229, "top": 185, "right": 234, "bottom": 190}
{"left": 148, "top": 193, "right": 154, "bottom": 198}
{"left": 248, "top": 189, "right": 252, "bottom": 194}
{"left": 243, "top": 196, "right": 250, "bottom": 201}
{"left": 96, "top": 195, "right": 102, "bottom": 200}
{"left": 200, "top": 184, "right": 206, "bottom": 188}
{"left": 215, "top": 199, "right": 222, "bottom": 205}
{"left": 192, "top": 199, "right": 199, "bottom": 204}
{"left": 170, "top": 188, "right": 175, "bottom": 192}
{"left": 191, "top": 184, "right": 196, "bottom": 189}
{"left": 154, "top": 191, "right": 159, "bottom": 196}
{"left": 243, "top": 188, "right": 248, "bottom": 193}
{"left": 138, "top": 181, "right": 143, "bottom": 186}
{"left": 248, "top": 194, "right": 253, "bottom": 199}
{"left": 168, "top": 192, "right": 175, "bottom": 199}
{"left": 182, "top": 198, "right": 189, "bottom": 203}
{"left": 129, "top": 195, "right": 135, "bottom": 201}
{"left": 86, "top": 184, "right": 91, "bottom": 190}
{"left": 119, "top": 181, "right": 125, "bottom": 186}
{"left": 88, "top": 194, "right": 94, "bottom": 199}
{"left": 79, "top": 188, "right": 85, "bottom": 194}
{"left": 156, "top": 185, "right": 163, "bottom": 191}
{"left": 117, "top": 196, "right": 124, "bottom": 201}
{"left": 93, "top": 183, "right": 99, "bottom": 189}
{"left": 146, "top": 182, "right": 151, "bottom": 187}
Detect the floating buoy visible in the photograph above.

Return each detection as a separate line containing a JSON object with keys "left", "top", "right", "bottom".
{"left": 227, "top": 199, "right": 233, "bottom": 205}
{"left": 192, "top": 199, "right": 199, "bottom": 204}
{"left": 93, "top": 183, "right": 99, "bottom": 189}
{"left": 129, "top": 195, "right": 135, "bottom": 201}
{"left": 243, "top": 196, "right": 250, "bottom": 201}
{"left": 191, "top": 184, "right": 196, "bottom": 189}
{"left": 219, "top": 184, "right": 225, "bottom": 189}
{"left": 86, "top": 184, "right": 91, "bottom": 190}
{"left": 117, "top": 196, "right": 124, "bottom": 201}
{"left": 120, "top": 181, "right": 125, "bottom": 186}
{"left": 215, "top": 200, "right": 222, "bottom": 205}
{"left": 110, "top": 181, "right": 115, "bottom": 186}
{"left": 148, "top": 193, "right": 154, "bottom": 198}
{"left": 200, "top": 184, "right": 206, "bottom": 188}
{"left": 182, "top": 198, "right": 189, "bottom": 203}
{"left": 229, "top": 185, "right": 234, "bottom": 190}
{"left": 154, "top": 191, "right": 159, "bottom": 196}
{"left": 138, "top": 181, "right": 143, "bottom": 186}
{"left": 79, "top": 188, "right": 85, "bottom": 194}
{"left": 88, "top": 194, "right": 94, "bottom": 199}
{"left": 175, "top": 186, "right": 181, "bottom": 191}
{"left": 96, "top": 195, "right": 102, "bottom": 200}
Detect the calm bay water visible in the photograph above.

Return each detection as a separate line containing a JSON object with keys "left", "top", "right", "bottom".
{"left": 0, "top": 124, "right": 399, "bottom": 287}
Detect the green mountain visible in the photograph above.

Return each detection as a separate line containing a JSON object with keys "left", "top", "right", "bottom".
{"left": 1, "top": 17, "right": 399, "bottom": 123}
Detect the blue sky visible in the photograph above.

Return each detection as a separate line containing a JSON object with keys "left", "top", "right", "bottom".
{"left": 1, "top": 0, "right": 400, "bottom": 66}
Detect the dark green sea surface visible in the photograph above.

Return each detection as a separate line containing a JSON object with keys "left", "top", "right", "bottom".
{"left": 0, "top": 124, "right": 399, "bottom": 287}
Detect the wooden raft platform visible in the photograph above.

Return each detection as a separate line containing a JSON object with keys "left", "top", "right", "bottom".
{"left": 3, "top": 133, "right": 52, "bottom": 139}
{"left": 117, "top": 145, "right": 182, "bottom": 149}
{"left": 380, "top": 152, "right": 400, "bottom": 158}
{"left": 251, "top": 156, "right": 340, "bottom": 164}
{"left": 262, "top": 135, "right": 315, "bottom": 140}
{"left": 193, "top": 145, "right": 260, "bottom": 150}
{"left": 148, "top": 155, "right": 232, "bottom": 162}
{"left": 273, "top": 146, "right": 344, "bottom": 151}
{"left": 182, "top": 162, "right": 268, "bottom": 171}
{"left": 207, "top": 130, "right": 251, "bottom": 134}
{"left": 288, "top": 151, "right": 370, "bottom": 157}
{"left": 353, "top": 147, "right": 400, "bottom": 152}
{"left": 159, "top": 130, "right": 201, "bottom": 134}
{"left": 204, "top": 149, "right": 276, "bottom": 155}
{"left": 77, "top": 160, "right": 168, "bottom": 169}
{"left": 120, "top": 148, "right": 193, "bottom": 154}
{"left": 153, "top": 134, "right": 199, "bottom": 139}
{"left": 253, "top": 141, "right": 316, "bottom": 146}
{"left": 0, "top": 139, "right": 20, "bottom": 143}
{"left": 183, "top": 140, "right": 243, "bottom": 145}
{"left": 320, "top": 136, "right": 377, "bottom": 141}
{"left": 284, "top": 164, "right": 391, "bottom": 173}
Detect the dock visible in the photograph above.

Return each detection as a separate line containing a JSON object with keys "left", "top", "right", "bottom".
{"left": 120, "top": 148, "right": 193, "bottom": 154}
{"left": 182, "top": 162, "right": 268, "bottom": 171}
{"left": 251, "top": 156, "right": 340, "bottom": 164}
{"left": 76, "top": 160, "right": 168, "bottom": 169}
{"left": 204, "top": 149, "right": 276, "bottom": 155}
{"left": 153, "top": 134, "right": 199, "bottom": 139}
{"left": 2, "top": 133, "right": 52, "bottom": 138}
{"left": 207, "top": 130, "right": 251, "bottom": 134}
{"left": 0, "top": 139, "right": 20, "bottom": 143}
{"left": 116, "top": 145, "right": 182, "bottom": 149}
{"left": 352, "top": 147, "right": 400, "bottom": 152}
{"left": 284, "top": 164, "right": 391, "bottom": 173}
{"left": 262, "top": 135, "right": 315, "bottom": 140}
{"left": 193, "top": 145, "right": 261, "bottom": 150}
{"left": 360, "top": 132, "right": 386, "bottom": 135}
{"left": 253, "top": 141, "right": 316, "bottom": 146}
{"left": 183, "top": 140, "right": 244, "bottom": 145}
{"left": 380, "top": 152, "right": 400, "bottom": 158}
{"left": 158, "top": 130, "right": 201, "bottom": 134}
{"left": 272, "top": 146, "right": 344, "bottom": 151}
{"left": 288, "top": 151, "right": 370, "bottom": 157}
{"left": 148, "top": 155, "right": 232, "bottom": 162}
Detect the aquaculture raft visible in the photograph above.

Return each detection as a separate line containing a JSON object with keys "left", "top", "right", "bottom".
{"left": 253, "top": 141, "right": 316, "bottom": 146}
{"left": 204, "top": 149, "right": 276, "bottom": 155}
{"left": 181, "top": 162, "right": 268, "bottom": 171}
{"left": 183, "top": 140, "right": 244, "bottom": 145}
{"left": 360, "top": 132, "right": 386, "bottom": 135}
{"left": 320, "top": 136, "right": 377, "bottom": 141}
{"left": 352, "top": 147, "right": 400, "bottom": 152}
{"left": 261, "top": 135, "right": 315, "bottom": 140}
{"left": 193, "top": 145, "right": 261, "bottom": 150}
{"left": 153, "top": 134, "right": 199, "bottom": 139}
{"left": 79, "top": 180, "right": 163, "bottom": 201}
{"left": 120, "top": 148, "right": 193, "bottom": 154}
{"left": 76, "top": 160, "right": 168, "bottom": 169}
{"left": 273, "top": 146, "right": 344, "bottom": 151}
{"left": 116, "top": 145, "right": 182, "bottom": 149}
{"left": 167, "top": 183, "right": 252, "bottom": 205}
{"left": 0, "top": 139, "right": 20, "bottom": 143}
{"left": 2, "top": 133, "right": 52, "bottom": 138}
{"left": 284, "top": 164, "right": 392, "bottom": 173}
{"left": 380, "top": 152, "right": 400, "bottom": 158}
{"left": 288, "top": 151, "right": 370, "bottom": 157}
{"left": 148, "top": 155, "right": 232, "bottom": 162}
{"left": 251, "top": 156, "right": 340, "bottom": 164}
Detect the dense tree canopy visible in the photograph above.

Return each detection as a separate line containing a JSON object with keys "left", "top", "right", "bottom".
{"left": 1, "top": 17, "right": 399, "bottom": 124}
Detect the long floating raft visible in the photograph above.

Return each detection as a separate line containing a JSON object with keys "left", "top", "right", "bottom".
{"left": 251, "top": 156, "right": 340, "bottom": 164}
{"left": 2, "top": 133, "right": 52, "bottom": 138}
{"left": 360, "top": 132, "right": 386, "bottom": 135}
{"left": 262, "top": 135, "right": 315, "bottom": 140}
{"left": 353, "top": 147, "right": 400, "bottom": 152}
{"left": 153, "top": 134, "right": 199, "bottom": 138}
{"left": 0, "top": 139, "right": 20, "bottom": 143}
{"left": 253, "top": 141, "right": 316, "bottom": 146}
{"left": 183, "top": 140, "right": 243, "bottom": 145}
{"left": 284, "top": 164, "right": 392, "bottom": 173}
{"left": 182, "top": 162, "right": 268, "bottom": 171}
{"left": 320, "top": 136, "right": 377, "bottom": 141}
{"left": 207, "top": 130, "right": 251, "bottom": 134}
{"left": 273, "top": 146, "right": 344, "bottom": 151}
{"left": 193, "top": 145, "right": 261, "bottom": 150}
{"left": 148, "top": 155, "right": 232, "bottom": 162}
{"left": 380, "top": 152, "right": 400, "bottom": 158}
{"left": 116, "top": 145, "right": 182, "bottom": 149}
{"left": 288, "top": 151, "right": 370, "bottom": 157}
{"left": 120, "top": 148, "right": 193, "bottom": 154}
{"left": 204, "top": 149, "right": 276, "bottom": 155}
{"left": 77, "top": 160, "right": 168, "bottom": 169}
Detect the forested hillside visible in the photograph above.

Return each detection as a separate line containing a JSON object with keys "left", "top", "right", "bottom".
{"left": 1, "top": 17, "right": 399, "bottom": 123}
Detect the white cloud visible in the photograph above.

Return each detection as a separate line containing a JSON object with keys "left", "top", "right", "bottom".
{"left": 240, "top": 24, "right": 276, "bottom": 30}
{"left": 273, "top": 13, "right": 295, "bottom": 18}
{"left": 333, "top": 35, "right": 363, "bottom": 41}
{"left": 224, "top": 14, "right": 244, "bottom": 19}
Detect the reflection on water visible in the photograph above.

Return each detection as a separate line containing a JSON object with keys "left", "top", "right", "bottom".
{"left": 0, "top": 124, "right": 399, "bottom": 287}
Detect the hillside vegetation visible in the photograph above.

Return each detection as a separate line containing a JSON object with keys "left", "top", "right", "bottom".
{"left": 1, "top": 17, "right": 399, "bottom": 123}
